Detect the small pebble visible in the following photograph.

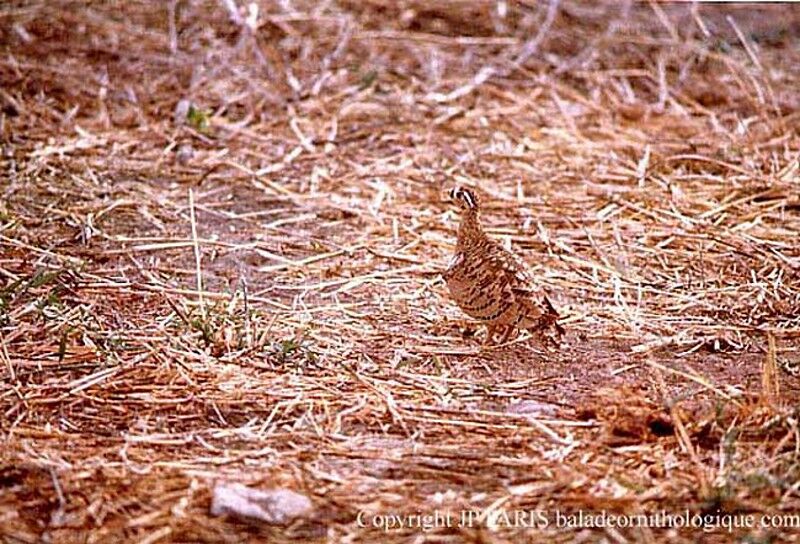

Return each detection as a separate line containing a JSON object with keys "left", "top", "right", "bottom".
{"left": 176, "top": 143, "right": 194, "bottom": 165}
{"left": 173, "top": 98, "right": 191, "bottom": 126}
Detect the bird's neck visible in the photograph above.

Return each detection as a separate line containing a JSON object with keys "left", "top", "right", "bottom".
{"left": 457, "top": 210, "right": 485, "bottom": 250}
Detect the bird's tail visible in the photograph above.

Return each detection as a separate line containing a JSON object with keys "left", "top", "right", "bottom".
{"left": 543, "top": 296, "right": 565, "bottom": 338}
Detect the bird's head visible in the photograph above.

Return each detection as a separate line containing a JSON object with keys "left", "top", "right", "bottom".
{"left": 449, "top": 186, "right": 480, "bottom": 212}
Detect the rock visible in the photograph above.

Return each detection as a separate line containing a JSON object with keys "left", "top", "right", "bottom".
{"left": 210, "top": 483, "right": 313, "bottom": 525}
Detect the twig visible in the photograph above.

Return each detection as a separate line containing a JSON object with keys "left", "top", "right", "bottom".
{"left": 188, "top": 189, "right": 205, "bottom": 318}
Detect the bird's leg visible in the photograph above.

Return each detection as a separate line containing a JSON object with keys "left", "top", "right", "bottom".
{"left": 497, "top": 325, "right": 514, "bottom": 345}
{"left": 483, "top": 323, "right": 498, "bottom": 345}
{"left": 545, "top": 329, "right": 562, "bottom": 350}
{"left": 533, "top": 326, "right": 561, "bottom": 352}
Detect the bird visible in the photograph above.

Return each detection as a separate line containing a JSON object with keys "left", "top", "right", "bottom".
{"left": 442, "top": 186, "right": 564, "bottom": 346}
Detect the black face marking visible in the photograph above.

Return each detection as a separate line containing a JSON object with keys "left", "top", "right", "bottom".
{"left": 461, "top": 190, "right": 475, "bottom": 209}
{"left": 451, "top": 187, "right": 477, "bottom": 209}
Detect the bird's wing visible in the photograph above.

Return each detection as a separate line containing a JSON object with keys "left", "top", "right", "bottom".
{"left": 485, "top": 240, "right": 538, "bottom": 293}
{"left": 485, "top": 240, "right": 560, "bottom": 318}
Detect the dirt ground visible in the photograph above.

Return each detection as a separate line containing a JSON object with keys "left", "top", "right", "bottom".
{"left": 2, "top": 1, "right": 800, "bottom": 542}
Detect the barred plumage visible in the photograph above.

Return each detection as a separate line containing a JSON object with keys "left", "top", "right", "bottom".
{"left": 443, "top": 187, "right": 564, "bottom": 346}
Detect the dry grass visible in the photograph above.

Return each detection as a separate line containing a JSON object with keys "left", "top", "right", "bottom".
{"left": 1, "top": 1, "right": 800, "bottom": 542}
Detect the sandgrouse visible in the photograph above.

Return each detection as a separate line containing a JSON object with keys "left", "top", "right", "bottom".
{"left": 443, "top": 187, "right": 564, "bottom": 346}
